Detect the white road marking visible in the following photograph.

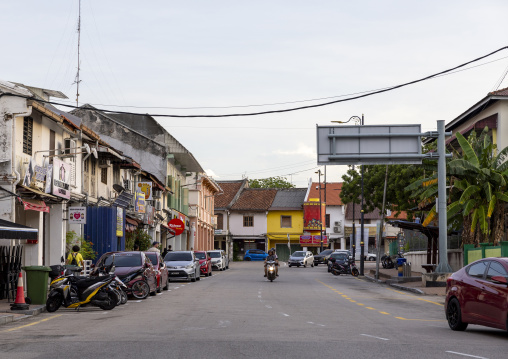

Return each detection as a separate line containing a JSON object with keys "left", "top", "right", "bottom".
{"left": 307, "top": 322, "right": 325, "bottom": 327}
{"left": 258, "top": 295, "right": 262, "bottom": 298}
{"left": 265, "top": 305, "right": 272, "bottom": 309}
{"left": 445, "top": 351, "right": 489, "bottom": 359}
{"left": 280, "top": 313, "right": 290, "bottom": 317}
{"left": 361, "top": 334, "right": 390, "bottom": 341}
{"left": 218, "top": 320, "right": 231, "bottom": 328}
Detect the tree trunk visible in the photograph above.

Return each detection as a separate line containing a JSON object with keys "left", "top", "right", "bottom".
{"left": 491, "top": 202, "right": 505, "bottom": 245}
{"left": 461, "top": 214, "right": 475, "bottom": 245}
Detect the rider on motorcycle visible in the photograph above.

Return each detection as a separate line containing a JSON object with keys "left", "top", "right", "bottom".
{"left": 264, "top": 249, "right": 279, "bottom": 277}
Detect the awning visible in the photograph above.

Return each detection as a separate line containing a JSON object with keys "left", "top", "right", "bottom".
{"left": 126, "top": 217, "right": 140, "bottom": 226}
{"left": 161, "top": 223, "right": 175, "bottom": 235}
{"left": 0, "top": 219, "right": 38, "bottom": 240}
{"left": 18, "top": 198, "right": 50, "bottom": 213}
{"left": 17, "top": 184, "right": 57, "bottom": 199}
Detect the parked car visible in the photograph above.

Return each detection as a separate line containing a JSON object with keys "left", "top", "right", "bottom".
{"left": 288, "top": 251, "right": 314, "bottom": 268}
{"left": 327, "top": 252, "right": 349, "bottom": 272}
{"left": 365, "top": 253, "right": 377, "bottom": 261}
{"left": 164, "top": 251, "right": 200, "bottom": 282}
{"left": 208, "top": 250, "right": 228, "bottom": 270}
{"left": 144, "top": 251, "right": 169, "bottom": 292}
{"left": 194, "top": 251, "right": 212, "bottom": 277}
{"left": 243, "top": 249, "right": 268, "bottom": 261}
{"left": 334, "top": 249, "right": 353, "bottom": 260}
{"left": 314, "top": 249, "right": 334, "bottom": 266}
{"left": 445, "top": 257, "right": 508, "bottom": 332}
{"left": 93, "top": 251, "right": 157, "bottom": 299}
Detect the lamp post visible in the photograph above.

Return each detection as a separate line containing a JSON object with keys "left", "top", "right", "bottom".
{"left": 333, "top": 114, "right": 365, "bottom": 275}
{"left": 315, "top": 169, "right": 324, "bottom": 252}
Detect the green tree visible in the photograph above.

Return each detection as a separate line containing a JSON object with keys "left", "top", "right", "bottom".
{"left": 125, "top": 228, "right": 152, "bottom": 251}
{"left": 249, "top": 176, "right": 295, "bottom": 189}
{"left": 66, "top": 231, "right": 97, "bottom": 260}
{"left": 446, "top": 128, "right": 508, "bottom": 245}
{"left": 340, "top": 164, "right": 424, "bottom": 219}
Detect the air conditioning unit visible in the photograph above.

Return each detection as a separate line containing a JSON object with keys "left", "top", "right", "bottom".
{"left": 333, "top": 227, "right": 340, "bottom": 233}
{"left": 334, "top": 221, "right": 340, "bottom": 226}
{"left": 155, "top": 201, "right": 161, "bottom": 211}
{"left": 98, "top": 159, "right": 111, "bottom": 168}
{"left": 152, "top": 189, "right": 161, "bottom": 199}
{"left": 123, "top": 179, "right": 132, "bottom": 192}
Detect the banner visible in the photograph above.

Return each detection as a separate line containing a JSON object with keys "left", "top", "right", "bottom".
{"left": 299, "top": 235, "right": 328, "bottom": 247}
{"left": 52, "top": 158, "right": 71, "bottom": 199}
{"left": 116, "top": 207, "right": 124, "bottom": 237}
{"left": 135, "top": 187, "right": 146, "bottom": 213}
{"left": 303, "top": 202, "right": 326, "bottom": 230}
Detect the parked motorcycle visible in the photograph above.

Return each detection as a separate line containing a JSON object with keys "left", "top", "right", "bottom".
{"left": 330, "top": 258, "right": 359, "bottom": 277}
{"left": 266, "top": 260, "right": 277, "bottom": 282}
{"left": 381, "top": 252, "right": 404, "bottom": 269}
{"left": 91, "top": 263, "right": 128, "bottom": 305}
{"left": 46, "top": 273, "right": 118, "bottom": 312}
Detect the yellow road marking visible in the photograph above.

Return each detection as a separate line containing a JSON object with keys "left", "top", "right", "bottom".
{"left": 379, "top": 311, "right": 390, "bottom": 315}
{"left": 357, "top": 303, "right": 365, "bottom": 306}
{"left": 395, "top": 317, "right": 445, "bottom": 322}
{"left": 386, "top": 288, "right": 443, "bottom": 306}
{"left": 366, "top": 307, "right": 375, "bottom": 310}
{"left": 349, "top": 300, "right": 356, "bottom": 303}
{"left": 3, "top": 314, "right": 62, "bottom": 332}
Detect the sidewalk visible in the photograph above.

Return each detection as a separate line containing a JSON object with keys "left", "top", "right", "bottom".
{"left": 363, "top": 265, "right": 446, "bottom": 296}
{"left": 0, "top": 298, "right": 46, "bottom": 326}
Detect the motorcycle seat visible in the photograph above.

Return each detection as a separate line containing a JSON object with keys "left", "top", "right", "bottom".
{"left": 73, "top": 275, "right": 113, "bottom": 289}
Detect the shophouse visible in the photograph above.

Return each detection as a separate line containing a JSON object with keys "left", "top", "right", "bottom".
{"left": 266, "top": 188, "right": 306, "bottom": 262}
{"left": 229, "top": 188, "right": 277, "bottom": 256}
{"left": 214, "top": 180, "right": 248, "bottom": 260}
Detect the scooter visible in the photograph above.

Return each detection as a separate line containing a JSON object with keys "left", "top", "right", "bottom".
{"left": 330, "top": 258, "right": 359, "bottom": 277}
{"left": 46, "top": 273, "right": 118, "bottom": 312}
{"left": 266, "top": 260, "right": 277, "bottom": 282}
{"left": 381, "top": 252, "right": 404, "bottom": 269}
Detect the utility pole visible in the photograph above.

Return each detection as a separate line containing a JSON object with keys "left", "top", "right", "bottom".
{"left": 73, "top": 0, "right": 82, "bottom": 107}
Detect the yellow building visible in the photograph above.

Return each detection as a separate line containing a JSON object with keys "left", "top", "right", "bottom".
{"left": 266, "top": 189, "right": 307, "bottom": 261}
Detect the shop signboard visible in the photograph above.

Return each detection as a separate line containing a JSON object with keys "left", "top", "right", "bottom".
{"left": 69, "top": 206, "right": 86, "bottom": 224}
{"left": 52, "top": 158, "right": 71, "bottom": 199}
{"left": 135, "top": 187, "right": 146, "bottom": 213}
{"left": 116, "top": 207, "right": 124, "bottom": 237}
{"left": 137, "top": 181, "right": 153, "bottom": 201}
{"left": 299, "top": 235, "right": 328, "bottom": 246}
{"left": 168, "top": 218, "right": 184, "bottom": 235}
{"left": 303, "top": 202, "right": 326, "bottom": 230}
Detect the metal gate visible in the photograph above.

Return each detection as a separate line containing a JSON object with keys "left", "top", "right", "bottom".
{"left": 0, "top": 245, "right": 23, "bottom": 301}
{"left": 276, "top": 244, "right": 302, "bottom": 262}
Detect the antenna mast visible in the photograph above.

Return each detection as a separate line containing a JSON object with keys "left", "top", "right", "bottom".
{"left": 73, "top": 0, "right": 82, "bottom": 107}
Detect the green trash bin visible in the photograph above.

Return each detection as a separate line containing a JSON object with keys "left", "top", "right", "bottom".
{"left": 22, "top": 266, "right": 52, "bottom": 305}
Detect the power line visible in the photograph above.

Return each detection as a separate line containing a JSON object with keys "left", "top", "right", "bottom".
{"left": 4, "top": 46, "right": 508, "bottom": 118}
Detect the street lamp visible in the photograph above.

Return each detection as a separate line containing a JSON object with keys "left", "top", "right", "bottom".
{"left": 332, "top": 115, "right": 365, "bottom": 276}
{"left": 315, "top": 169, "right": 324, "bottom": 252}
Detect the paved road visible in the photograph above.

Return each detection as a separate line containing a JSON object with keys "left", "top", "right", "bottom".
{"left": 0, "top": 262, "right": 506, "bottom": 359}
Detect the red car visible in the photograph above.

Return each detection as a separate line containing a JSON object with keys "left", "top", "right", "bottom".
{"left": 144, "top": 252, "right": 169, "bottom": 293}
{"left": 194, "top": 251, "right": 212, "bottom": 277}
{"left": 445, "top": 257, "right": 508, "bottom": 332}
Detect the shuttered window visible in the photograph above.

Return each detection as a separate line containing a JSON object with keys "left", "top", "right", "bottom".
{"left": 23, "top": 117, "right": 33, "bottom": 155}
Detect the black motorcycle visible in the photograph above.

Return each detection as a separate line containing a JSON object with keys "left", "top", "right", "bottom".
{"left": 330, "top": 258, "right": 359, "bottom": 277}
{"left": 381, "top": 252, "right": 403, "bottom": 269}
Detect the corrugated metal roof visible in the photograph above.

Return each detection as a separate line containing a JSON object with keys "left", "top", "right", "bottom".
{"left": 269, "top": 188, "right": 307, "bottom": 210}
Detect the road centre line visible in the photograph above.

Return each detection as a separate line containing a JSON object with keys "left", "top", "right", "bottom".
{"left": 395, "top": 317, "right": 444, "bottom": 322}
{"left": 3, "top": 314, "right": 62, "bottom": 332}
{"left": 360, "top": 334, "right": 390, "bottom": 341}
{"left": 445, "top": 351, "right": 489, "bottom": 359}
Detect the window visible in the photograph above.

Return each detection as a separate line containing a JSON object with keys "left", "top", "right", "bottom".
{"left": 325, "top": 214, "right": 330, "bottom": 228}
{"left": 101, "top": 167, "right": 107, "bottom": 184}
{"left": 23, "top": 117, "right": 33, "bottom": 155}
{"left": 467, "top": 261, "right": 489, "bottom": 278}
{"left": 91, "top": 157, "right": 96, "bottom": 176}
{"left": 281, "top": 215, "right": 292, "bottom": 228}
{"left": 243, "top": 215, "right": 253, "bottom": 227}
{"left": 486, "top": 261, "right": 508, "bottom": 280}
{"left": 216, "top": 213, "right": 223, "bottom": 230}
{"left": 84, "top": 158, "right": 89, "bottom": 173}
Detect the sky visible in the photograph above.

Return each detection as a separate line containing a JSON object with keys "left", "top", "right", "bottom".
{"left": 3, "top": 1, "right": 508, "bottom": 188}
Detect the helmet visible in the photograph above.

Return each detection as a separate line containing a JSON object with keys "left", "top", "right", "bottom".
{"left": 268, "top": 249, "right": 274, "bottom": 255}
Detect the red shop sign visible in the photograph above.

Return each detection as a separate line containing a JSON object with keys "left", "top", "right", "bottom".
{"left": 168, "top": 218, "right": 185, "bottom": 235}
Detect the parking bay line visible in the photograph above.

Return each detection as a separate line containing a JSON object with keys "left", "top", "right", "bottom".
{"left": 360, "top": 334, "right": 389, "bottom": 341}
{"left": 445, "top": 351, "right": 489, "bottom": 359}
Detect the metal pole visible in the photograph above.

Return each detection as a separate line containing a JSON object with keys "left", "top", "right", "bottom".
{"left": 360, "top": 114, "right": 365, "bottom": 276}
{"left": 352, "top": 165, "right": 356, "bottom": 261}
{"left": 436, "top": 120, "right": 453, "bottom": 273}
{"left": 376, "top": 165, "right": 389, "bottom": 280}
{"left": 318, "top": 171, "right": 323, "bottom": 252}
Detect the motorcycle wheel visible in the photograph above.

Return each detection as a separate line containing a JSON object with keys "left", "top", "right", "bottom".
{"left": 46, "top": 293, "right": 63, "bottom": 313}
{"left": 120, "top": 289, "right": 128, "bottom": 304}
{"left": 352, "top": 267, "right": 359, "bottom": 277}
{"left": 99, "top": 291, "right": 118, "bottom": 310}
{"left": 131, "top": 280, "right": 150, "bottom": 299}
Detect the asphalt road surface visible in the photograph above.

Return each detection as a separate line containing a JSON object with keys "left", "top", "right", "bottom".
{"left": 0, "top": 262, "right": 506, "bottom": 359}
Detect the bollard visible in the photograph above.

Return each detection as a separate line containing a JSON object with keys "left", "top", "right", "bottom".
{"left": 397, "top": 258, "right": 406, "bottom": 277}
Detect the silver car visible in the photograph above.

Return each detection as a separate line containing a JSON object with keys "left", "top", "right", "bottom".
{"left": 208, "top": 250, "right": 228, "bottom": 271}
{"left": 288, "top": 251, "right": 315, "bottom": 268}
{"left": 164, "top": 251, "right": 200, "bottom": 282}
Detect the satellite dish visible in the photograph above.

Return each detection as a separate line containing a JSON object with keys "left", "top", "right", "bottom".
{"left": 113, "top": 184, "right": 125, "bottom": 193}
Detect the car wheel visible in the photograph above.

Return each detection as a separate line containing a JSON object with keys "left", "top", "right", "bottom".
{"left": 245, "top": 257, "right": 251, "bottom": 261}
{"left": 315, "top": 263, "right": 318, "bottom": 266}
{"left": 303, "top": 264, "right": 306, "bottom": 268}
{"left": 163, "top": 276, "right": 169, "bottom": 291}
{"left": 191, "top": 274, "right": 196, "bottom": 282}
{"left": 369, "top": 257, "right": 375, "bottom": 261}
{"left": 131, "top": 280, "right": 150, "bottom": 299}
{"left": 311, "top": 262, "right": 314, "bottom": 268}
{"left": 288, "top": 264, "right": 292, "bottom": 267}
{"left": 447, "top": 298, "right": 468, "bottom": 331}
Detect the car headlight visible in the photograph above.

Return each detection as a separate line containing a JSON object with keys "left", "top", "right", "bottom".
{"left": 201, "top": 262, "right": 207, "bottom": 267}
{"left": 185, "top": 264, "right": 194, "bottom": 269}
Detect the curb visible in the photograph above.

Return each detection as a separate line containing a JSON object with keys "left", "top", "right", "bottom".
{"left": 363, "top": 274, "right": 425, "bottom": 295}
{"left": 0, "top": 305, "right": 46, "bottom": 326}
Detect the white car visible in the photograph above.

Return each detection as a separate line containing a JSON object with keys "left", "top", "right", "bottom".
{"left": 288, "top": 251, "right": 314, "bottom": 268}
{"left": 365, "top": 253, "right": 377, "bottom": 261}
{"left": 208, "top": 250, "right": 228, "bottom": 271}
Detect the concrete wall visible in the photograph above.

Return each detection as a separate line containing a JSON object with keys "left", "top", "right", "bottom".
{"left": 230, "top": 212, "right": 267, "bottom": 236}
{"left": 405, "top": 249, "right": 463, "bottom": 273}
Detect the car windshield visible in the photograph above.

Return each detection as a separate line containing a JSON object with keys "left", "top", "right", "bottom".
{"left": 292, "top": 251, "right": 305, "bottom": 257}
{"left": 332, "top": 253, "right": 347, "bottom": 260}
{"left": 208, "top": 252, "right": 221, "bottom": 258}
{"left": 194, "top": 252, "right": 206, "bottom": 260}
{"left": 165, "top": 252, "right": 192, "bottom": 261}
{"left": 320, "top": 250, "right": 333, "bottom": 255}
{"left": 104, "top": 253, "right": 142, "bottom": 267}
{"left": 145, "top": 252, "right": 158, "bottom": 265}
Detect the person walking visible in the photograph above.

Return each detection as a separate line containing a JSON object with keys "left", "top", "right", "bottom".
{"left": 147, "top": 241, "right": 161, "bottom": 253}
{"left": 66, "top": 245, "right": 84, "bottom": 267}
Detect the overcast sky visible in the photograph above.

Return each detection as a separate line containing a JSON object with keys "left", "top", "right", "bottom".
{"left": 3, "top": 1, "right": 508, "bottom": 187}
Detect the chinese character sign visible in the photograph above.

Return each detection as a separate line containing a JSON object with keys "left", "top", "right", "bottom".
{"left": 303, "top": 202, "right": 326, "bottom": 230}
